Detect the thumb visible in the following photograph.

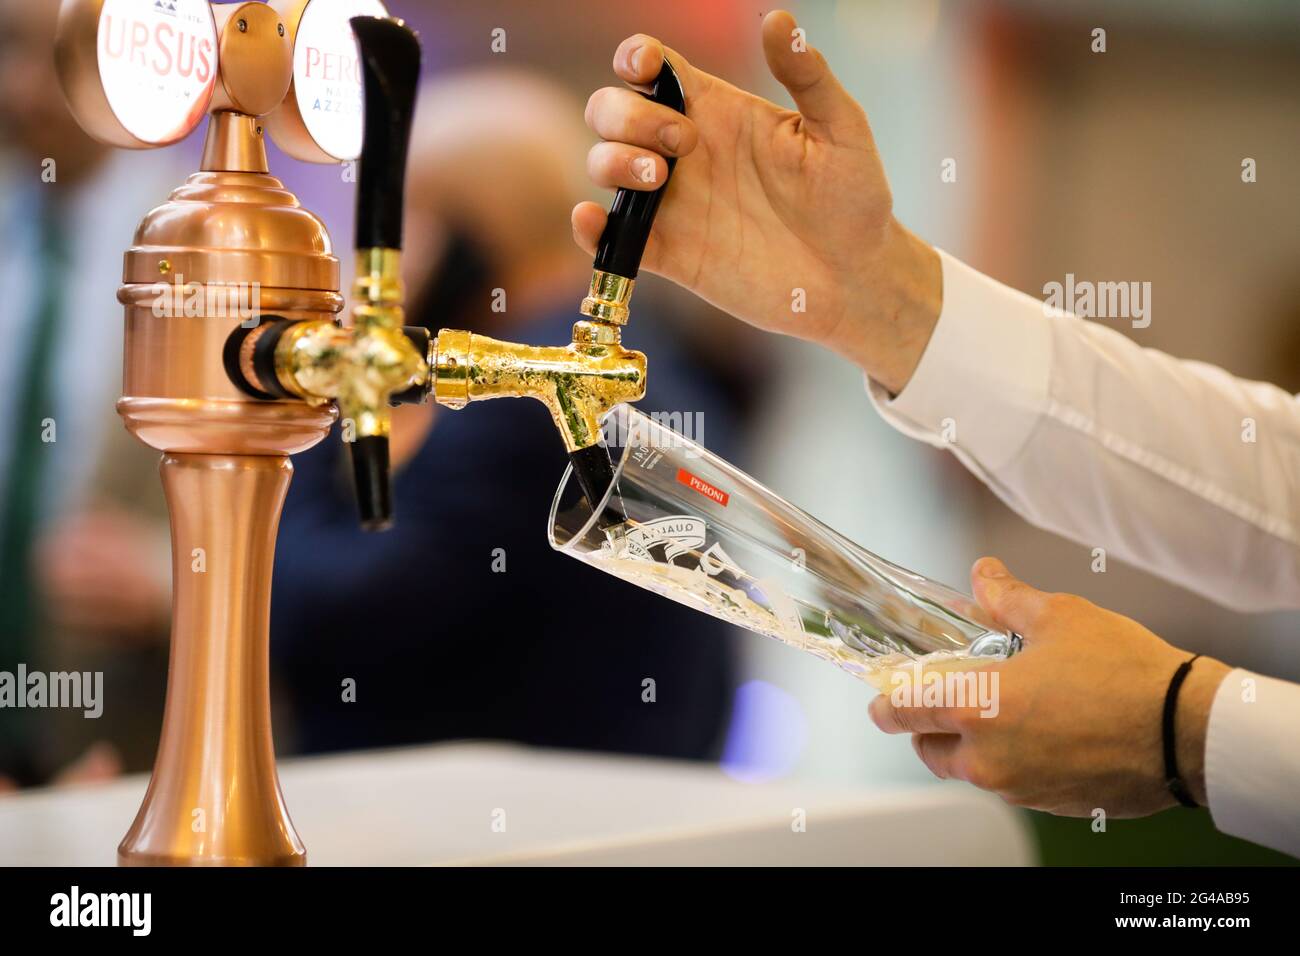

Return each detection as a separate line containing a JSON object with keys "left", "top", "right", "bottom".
{"left": 970, "top": 557, "right": 1053, "bottom": 638}
{"left": 761, "top": 10, "right": 867, "bottom": 136}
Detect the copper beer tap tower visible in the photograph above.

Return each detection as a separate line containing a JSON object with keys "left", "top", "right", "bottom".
{"left": 54, "top": 0, "right": 683, "bottom": 865}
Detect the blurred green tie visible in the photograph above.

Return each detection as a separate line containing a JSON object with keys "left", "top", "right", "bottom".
{"left": 0, "top": 200, "right": 68, "bottom": 752}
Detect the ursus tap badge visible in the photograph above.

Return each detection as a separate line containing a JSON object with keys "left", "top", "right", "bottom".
{"left": 56, "top": 0, "right": 220, "bottom": 148}
{"left": 53, "top": 0, "right": 392, "bottom": 867}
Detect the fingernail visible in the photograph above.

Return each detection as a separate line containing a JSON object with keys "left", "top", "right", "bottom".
{"left": 658, "top": 122, "right": 681, "bottom": 152}
{"left": 630, "top": 156, "right": 657, "bottom": 184}
{"left": 978, "top": 558, "right": 1008, "bottom": 579}
{"left": 627, "top": 44, "right": 645, "bottom": 75}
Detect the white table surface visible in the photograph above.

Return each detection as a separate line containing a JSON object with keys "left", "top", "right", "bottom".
{"left": 0, "top": 742, "right": 1036, "bottom": 866}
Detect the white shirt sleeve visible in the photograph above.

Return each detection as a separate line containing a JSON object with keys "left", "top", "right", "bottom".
{"left": 1206, "top": 669, "right": 1300, "bottom": 856}
{"left": 868, "top": 249, "right": 1300, "bottom": 856}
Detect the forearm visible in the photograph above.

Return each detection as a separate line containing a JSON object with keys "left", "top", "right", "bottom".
{"left": 860, "top": 247, "right": 1300, "bottom": 611}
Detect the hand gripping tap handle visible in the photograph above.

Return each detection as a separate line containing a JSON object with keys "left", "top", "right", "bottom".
{"left": 349, "top": 15, "right": 421, "bottom": 530}
{"left": 592, "top": 58, "right": 686, "bottom": 281}
{"left": 567, "top": 59, "right": 685, "bottom": 523}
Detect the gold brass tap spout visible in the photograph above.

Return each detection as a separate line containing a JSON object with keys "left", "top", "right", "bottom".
{"left": 423, "top": 58, "right": 684, "bottom": 512}
{"left": 429, "top": 317, "right": 646, "bottom": 453}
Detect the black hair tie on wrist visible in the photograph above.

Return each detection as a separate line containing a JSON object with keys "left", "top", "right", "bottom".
{"left": 1163, "top": 654, "right": 1202, "bottom": 809}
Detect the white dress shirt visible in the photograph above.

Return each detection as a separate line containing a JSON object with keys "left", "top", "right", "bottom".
{"left": 867, "top": 249, "right": 1300, "bottom": 857}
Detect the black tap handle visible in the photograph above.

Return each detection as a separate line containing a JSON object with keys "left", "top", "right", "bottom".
{"left": 592, "top": 59, "right": 686, "bottom": 280}
{"left": 346, "top": 16, "right": 420, "bottom": 532}
{"left": 350, "top": 436, "right": 393, "bottom": 532}
{"left": 569, "top": 444, "right": 627, "bottom": 527}
{"left": 351, "top": 16, "right": 421, "bottom": 250}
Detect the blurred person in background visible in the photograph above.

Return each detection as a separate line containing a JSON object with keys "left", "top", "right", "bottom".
{"left": 0, "top": 0, "right": 183, "bottom": 789}
{"left": 575, "top": 11, "right": 1300, "bottom": 857}
{"left": 270, "top": 70, "right": 747, "bottom": 760}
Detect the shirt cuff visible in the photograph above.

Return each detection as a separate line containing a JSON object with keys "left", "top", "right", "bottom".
{"left": 866, "top": 249, "right": 1055, "bottom": 472}
{"left": 1205, "top": 667, "right": 1300, "bottom": 856}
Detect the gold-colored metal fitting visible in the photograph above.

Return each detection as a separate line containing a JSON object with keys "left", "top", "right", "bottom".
{"left": 430, "top": 328, "right": 472, "bottom": 409}
{"left": 273, "top": 319, "right": 351, "bottom": 403}
{"left": 571, "top": 320, "right": 622, "bottom": 347}
{"left": 430, "top": 328, "right": 646, "bottom": 452}
{"left": 579, "top": 270, "right": 635, "bottom": 325}
{"left": 267, "top": 248, "right": 427, "bottom": 439}
{"left": 353, "top": 248, "right": 406, "bottom": 316}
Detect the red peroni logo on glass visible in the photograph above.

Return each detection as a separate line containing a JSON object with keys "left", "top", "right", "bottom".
{"left": 676, "top": 468, "right": 730, "bottom": 506}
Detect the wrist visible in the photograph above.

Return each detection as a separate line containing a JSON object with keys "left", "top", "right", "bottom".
{"left": 826, "top": 218, "right": 942, "bottom": 395}
{"left": 1173, "top": 656, "right": 1231, "bottom": 807}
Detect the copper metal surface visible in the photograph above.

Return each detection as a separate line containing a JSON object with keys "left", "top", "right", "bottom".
{"left": 118, "top": 153, "right": 343, "bottom": 400}
{"left": 113, "top": 115, "right": 337, "bottom": 867}
{"left": 209, "top": 2, "right": 292, "bottom": 118}
{"left": 55, "top": 0, "right": 348, "bottom": 865}
{"left": 118, "top": 453, "right": 304, "bottom": 867}
{"left": 200, "top": 110, "right": 271, "bottom": 174}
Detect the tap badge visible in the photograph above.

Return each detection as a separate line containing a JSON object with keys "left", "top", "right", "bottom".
{"left": 96, "top": 0, "right": 216, "bottom": 145}
{"left": 290, "top": 0, "right": 389, "bottom": 161}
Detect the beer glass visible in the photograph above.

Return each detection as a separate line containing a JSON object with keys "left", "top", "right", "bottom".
{"left": 549, "top": 406, "right": 1021, "bottom": 688}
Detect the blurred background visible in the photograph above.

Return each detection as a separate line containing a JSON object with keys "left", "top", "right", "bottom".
{"left": 1, "top": 0, "right": 1297, "bottom": 865}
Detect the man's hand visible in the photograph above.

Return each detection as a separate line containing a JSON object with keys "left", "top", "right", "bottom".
{"left": 573, "top": 10, "right": 942, "bottom": 394}
{"left": 35, "top": 508, "right": 170, "bottom": 642}
{"left": 870, "top": 557, "right": 1232, "bottom": 817}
